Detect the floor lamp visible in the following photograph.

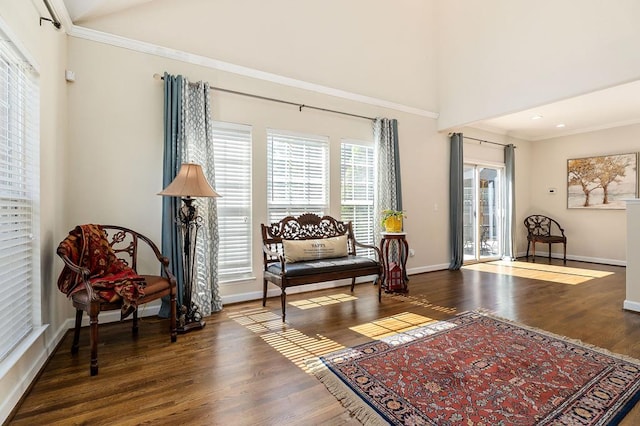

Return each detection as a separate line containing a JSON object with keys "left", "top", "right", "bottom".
{"left": 159, "top": 163, "right": 220, "bottom": 333}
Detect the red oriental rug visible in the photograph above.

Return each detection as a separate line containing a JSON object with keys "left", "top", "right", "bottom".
{"left": 309, "top": 311, "right": 640, "bottom": 425}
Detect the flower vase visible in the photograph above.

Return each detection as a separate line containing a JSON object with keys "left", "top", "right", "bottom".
{"left": 384, "top": 216, "right": 403, "bottom": 233}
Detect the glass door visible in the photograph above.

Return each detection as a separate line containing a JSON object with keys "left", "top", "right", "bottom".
{"left": 463, "top": 164, "right": 503, "bottom": 262}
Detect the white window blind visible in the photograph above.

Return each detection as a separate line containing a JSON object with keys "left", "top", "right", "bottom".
{"left": 0, "top": 37, "right": 39, "bottom": 363}
{"left": 212, "top": 122, "right": 252, "bottom": 280}
{"left": 341, "top": 141, "right": 375, "bottom": 257}
{"left": 267, "top": 130, "right": 329, "bottom": 223}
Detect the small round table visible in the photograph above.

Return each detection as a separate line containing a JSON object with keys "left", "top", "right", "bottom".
{"left": 379, "top": 232, "right": 409, "bottom": 297}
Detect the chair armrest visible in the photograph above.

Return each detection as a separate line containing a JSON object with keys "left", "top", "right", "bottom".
{"left": 353, "top": 240, "right": 382, "bottom": 262}
{"left": 56, "top": 248, "right": 95, "bottom": 299}
{"left": 262, "top": 244, "right": 286, "bottom": 272}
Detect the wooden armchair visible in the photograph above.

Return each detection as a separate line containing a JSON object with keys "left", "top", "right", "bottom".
{"left": 524, "top": 215, "right": 567, "bottom": 263}
{"left": 57, "top": 224, "right": 177, "bottom": 375}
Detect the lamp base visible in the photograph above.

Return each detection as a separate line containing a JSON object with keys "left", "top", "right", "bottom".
{"left": 177, "top": 319, "right": 206, "bottom": 334}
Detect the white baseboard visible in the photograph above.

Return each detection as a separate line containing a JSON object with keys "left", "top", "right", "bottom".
{"left": 516, "top": 251, "right": 626, "bottom": 267}
{"left": 624, "top": 300, "right": 640, "bottom": 312}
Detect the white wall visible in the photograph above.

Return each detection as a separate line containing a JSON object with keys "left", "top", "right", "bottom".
{"left": 0, "top": 1, "right": 68, "bottom": 423}
{"left": 528, "top": 124, "right": 640, "bottom": 264}
{"left": 437, "top": 0, "right": 640, "bottom": 130}
{"left": 72, "top": 0, "right": 439, "bottom": 114}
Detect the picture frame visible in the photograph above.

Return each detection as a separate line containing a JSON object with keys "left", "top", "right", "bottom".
{"left": 567, "top": 152, "right": 638, "bottom": 209}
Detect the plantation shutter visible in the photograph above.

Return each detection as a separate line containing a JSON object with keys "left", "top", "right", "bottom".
{"left": 0, "top": 36, "right": 39, "bottom": 362}
{"left": 212, "top": 122, "right": 252, "bottom": 279}
{"left": 267, "top": 130, "right": 329, "bottom": 223}
{"left": 341, "top": 142, "right": 375, "bottom": 257}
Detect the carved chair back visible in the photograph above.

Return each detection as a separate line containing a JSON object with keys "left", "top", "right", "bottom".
{"left": 523, "top": 215, "right": 565, "bottom": 238}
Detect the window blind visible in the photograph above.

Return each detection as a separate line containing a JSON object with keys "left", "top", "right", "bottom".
{"left": 0, "top": 38, "right": 39, "bottom": 363}
{"left": 267, "top": 130, "right": 329, "bottom": 223}
{"left": 341, "top": 142, "right": 375, "bottom": 257}
{"left": 212, "top": 122, "right": 252, "bottom": 279}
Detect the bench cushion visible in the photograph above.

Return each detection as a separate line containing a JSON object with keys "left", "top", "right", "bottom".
{"left": 267, "top": 255, "right": 378, "bottom": 277}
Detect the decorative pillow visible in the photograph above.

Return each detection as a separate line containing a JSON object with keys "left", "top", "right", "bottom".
{"left": 283, "top": 235, "right": 348, "bottom": 263}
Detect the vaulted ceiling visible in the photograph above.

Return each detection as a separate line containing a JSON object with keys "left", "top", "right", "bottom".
{"left": 60, "top": 0, "right": 640, "bottom": 142}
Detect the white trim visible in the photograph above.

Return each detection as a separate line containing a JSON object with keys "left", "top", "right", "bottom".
{"left": 67, "top": 25, "right": 438, "bottom": 120}
{"left": 0, "top": 16, "right": 40, "bottom": 74}
{"left": 623, "top": 299, "right": 640, "bottom": 313}
{"left": 0, "top": 325, "right": 48, "bottom": 424}
{"left": 517, "top": 251, "right": 626, "bottom": 267}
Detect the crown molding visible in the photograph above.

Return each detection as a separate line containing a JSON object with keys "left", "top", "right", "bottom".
{"left": 66, "top": 25, "right": 439, "bottom": 120}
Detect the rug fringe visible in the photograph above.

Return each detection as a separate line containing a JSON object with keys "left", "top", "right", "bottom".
{"left": 307, "top": 358, "right": 389, "bottom": 426}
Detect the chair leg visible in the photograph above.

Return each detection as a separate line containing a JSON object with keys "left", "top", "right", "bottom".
{"left": 531, "top": 242, "right": 536, "bottom": 262}
{"left": 71, "top": 309, "right": 83, "bottom": 355}
{"left": 526, "top": 241, "right": 530, "bottom": 259}
{"left": 563, "top": 242, "right": 567, "bottom": 264}
{"left": 89, "top": 307, "right": 99, "bottom": 376}
{"left": 350, "top": 277, "right": 356, "bottom": 292}
{"left": 548, "top": 243, "right": 552, "bottom": 260}
{"left": 281, "top": 289, "right": 287, "bottom": 322}
{"left": 132, "top": 309, "right": 139, "bottom": 337}
{"left": 262, "top": 279, "right": 268, "bottom": 307}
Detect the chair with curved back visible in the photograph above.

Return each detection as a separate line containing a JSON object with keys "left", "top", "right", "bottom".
{"left": 524, "top": 215, "right": 567, "bottom": 263}
{"left": 57, "top": 224, "right": 177, "bottom": 376}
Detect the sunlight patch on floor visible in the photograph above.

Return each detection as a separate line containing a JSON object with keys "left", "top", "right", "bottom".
{"left": 463, "top": 260, "right": 614, "bottom": 285}
{"left": 227, "top": 307, "right": 344, "bottom": 373}
{"left": 288, "top": 293, "right": 358, "bottom": 310}
{"left": 261, "top": 330, "right": 344, "bottom": 373}
{"left": 350, "top": 312, "right": 437, "bottom": 339}
{"left": 227, "top": 308, "right": 288, "bottom": 333}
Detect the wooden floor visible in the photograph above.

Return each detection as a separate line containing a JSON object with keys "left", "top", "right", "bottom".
{"left": 8, "top": 258, "right": 640, "bottom": 425}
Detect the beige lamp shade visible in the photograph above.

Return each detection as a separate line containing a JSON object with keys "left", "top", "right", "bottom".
{"left": 158, "top": 163, "right": 220, "bottom": 198}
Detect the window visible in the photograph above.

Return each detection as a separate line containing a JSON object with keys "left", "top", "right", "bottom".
{"left": 0, "top": 36, "right": 40, "bottom": 362}
{"left": 212, "top": 122, "right": 252, "bottom": 280}
{"left": 267, "top": 130, "right": 329, "bottom": 222}
{"left": 341, "top": 141, "right": 375, "bottom": 256}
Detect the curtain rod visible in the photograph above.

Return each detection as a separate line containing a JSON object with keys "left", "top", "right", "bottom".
{"left": 40, "top": 0, "right": 61, "bottom": 29}
{"left": 153, "top": 73, "right": 375, "bottom": 121}
{"left": 450, "top": 133, "right": 516, "bottom": 148}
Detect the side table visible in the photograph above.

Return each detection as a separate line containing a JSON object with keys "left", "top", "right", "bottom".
{"left": 379, "top": 232, "right": 409, "bottom": 299}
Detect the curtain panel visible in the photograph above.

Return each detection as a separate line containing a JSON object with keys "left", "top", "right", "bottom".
{"left": 159, "top": 73, "right": 185, "bottom": 317}
{"left": 182, "top": 80, "right": 222, "bottom": 315}
{"left": 374, "top": 117, "right": 403, "bottom": 243}
{"left": 504, "top": 144, "right": 516, "bottom": 260}
{"left": 448, "top": 133, "right": 464, "bottom": 270}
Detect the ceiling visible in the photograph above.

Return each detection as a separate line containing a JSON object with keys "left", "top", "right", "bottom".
{"left": 60, "top": 0, "right": 640, "bottom": 142}
{"left": 471, "top": 80, "right": 640, "bottom": 141}
{"left": 62, "top": 0, "right": 156, "bottom": 23}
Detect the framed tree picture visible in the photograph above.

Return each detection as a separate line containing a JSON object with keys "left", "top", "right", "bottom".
{"left": 567, "top": 153, "right": 638, "bottom": 209}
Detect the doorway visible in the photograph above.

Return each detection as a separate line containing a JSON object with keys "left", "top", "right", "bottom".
{"left": 463, "top": 164, "right": 503, "bottom": 262}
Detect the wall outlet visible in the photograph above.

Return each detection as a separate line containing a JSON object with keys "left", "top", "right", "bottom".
{"left": 409, "top": 249, "right": 415, "bottom": 257}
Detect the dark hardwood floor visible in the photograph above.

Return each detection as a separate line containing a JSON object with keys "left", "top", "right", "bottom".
{"left": 8, "top": 258, "right": 640, "bottom": 425}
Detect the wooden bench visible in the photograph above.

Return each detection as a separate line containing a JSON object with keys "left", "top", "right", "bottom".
{"left": 524, "top": 214, "right": 567, "bottom": 263}
{"left": 261, "top": 214, "right": 382, "bottom": 321}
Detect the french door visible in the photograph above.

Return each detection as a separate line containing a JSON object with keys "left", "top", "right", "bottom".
{"left": 463, "top": 164, "right": 503, "bottom": 262}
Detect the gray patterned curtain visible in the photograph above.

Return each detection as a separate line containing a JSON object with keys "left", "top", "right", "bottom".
{"left": 159, "top": 73, "right": 185, "bottom": 318}
{"left": 449, "top": 133, "right": 464, "bottom": 270}
{"left": 374, "top": 117, "right": 402, "bottom": 244}
{"left": 503, "top": 144, "right": 516, "bottom": 260}
{"left": 182, "top": 80, "right": 222, "bottom": 315}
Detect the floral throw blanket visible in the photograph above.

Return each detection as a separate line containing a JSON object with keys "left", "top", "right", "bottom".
{"left": 57, "top": 224, "right": 145, "bottom": 319}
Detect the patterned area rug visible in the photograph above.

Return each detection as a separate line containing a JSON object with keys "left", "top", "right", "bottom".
{"left": 309, "top": 311, "right": 640, "bottom": 425}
